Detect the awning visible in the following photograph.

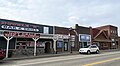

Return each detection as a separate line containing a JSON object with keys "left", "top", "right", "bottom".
{"left": 93, "top": 39, "right": 111, "bottom": 42}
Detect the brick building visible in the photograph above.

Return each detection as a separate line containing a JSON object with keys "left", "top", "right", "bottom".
{"left": 74, "top": 24, "right": 91, "bottom": 50}
{"left": 118, "top": 37, "right": 120, "bottom": 49}
{"left": 91, "top": 25, "right": 119, "bottom": 49}
{"left": 54, "top": 26, "right": 76, "bottom": 53}
{"left": 0, "top": 18, "right": 120, "bottom": 58}
{"left": 0, "top": 19, "right": 54, "bottom": 57}
{"left": 54, "top": 24, "right": 91, "bottom": 52}
{"left": 91, "top": 28, "right": 111, "bottom": 49}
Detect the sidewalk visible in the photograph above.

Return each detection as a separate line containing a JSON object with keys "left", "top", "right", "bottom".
{"left": 100, "top": 48, "right": 120, "bottom": 52}
{"left": 4, "top": 49, "right": 120, "bottom": 61}
{"left": 4, "top": 51, "right": 79, "bottom": 61}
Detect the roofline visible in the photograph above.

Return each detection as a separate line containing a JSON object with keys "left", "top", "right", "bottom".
{"left": 95, "top": 25, "right": 117, "bottom": 28}
{"left": 0, "top": 18, "right": 53, "bottom": 27}
{"left": 75, "top": 24, "right": 90, "bottom": 29}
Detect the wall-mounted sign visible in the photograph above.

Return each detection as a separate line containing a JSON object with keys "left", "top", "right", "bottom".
{"left": 63, "top": 35, "right": 69, "bottom": 39}
{"left": 54, "top": 34, "right": 70, "bottom": 41}
{"left": 0, "top": 20, "right": 40, "bottom": 32}
{"left": 70, "top": 35, "right": 75, "bottom": 41}
{"left": 0, "top": 19, "right": 54, "bottom": 34}
{"left": 40, "top": 34, "right": 53, "bottom": 39}
{"left": 79, "top": 34, "right": 91, "bottom": 42}
{"left": 3, "top": 31, "right": 40, "bottom": 38}
{"left": 1, "top": 25, "right": 39, "bottom": 32}
{"left": 28, "top": 41, "right": 45, "bottom": 47}
{"left": 54, "top": 34, "right": 63, "bottom": 41}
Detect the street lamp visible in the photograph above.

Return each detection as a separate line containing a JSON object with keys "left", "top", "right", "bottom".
{"left": 69, "top": 27, "right": 73, "bottom": 53}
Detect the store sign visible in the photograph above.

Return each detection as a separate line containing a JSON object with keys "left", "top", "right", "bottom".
{"left": 63, "top": 35, "right": 69, "bottom": 39}
{"left": 79, "top": 34, "right": 90, "bottom": 42}
{"left": 54, "top": 34, "right": 69, "bottom": 40}
{"left": 1, "top": 25, "right": 39, "bottom": 32}
{"left": 28, "top": 41, "right": 45, "bottom": 47}
{"left": 0, "top": 20, "right": 40, "bottom": 32}
{"left": 70, "top": 35, "right": 75, "bottom": 41}
{"left": 53, "top": 34, "right": 63, "bottom": 40}
{"left": 40, "top": 34, "right": 53, "bottom": 39}
{"left": 0, "top": 19, "right": 54, "bottom": 34}
{"left": 3, "top": 31, "right": 40, "bottom": 38}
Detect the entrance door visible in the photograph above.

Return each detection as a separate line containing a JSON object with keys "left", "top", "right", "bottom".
{"left": 64, "top": 42, "right": 68, "bottom": 51}
{"left": 79, "top": 42, "right": 83, "bottom": 48}
{"left": 45, "top": 42, "right": 50, "bottom": 53}
{"left": 83, "top": 42, "right": 87, "bottom": 47}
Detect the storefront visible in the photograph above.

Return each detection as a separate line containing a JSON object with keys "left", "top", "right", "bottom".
{"left": 0, "top": 19, "right": 54, "bottom": 57}
{"left": 79, "top": 34, "right": 91, "bottom": 48}
{"left": 54, "top": 34, "right": 75, "bottom": 52}
{"left": 54, "top": 34, "right": 65, "bottom": 52}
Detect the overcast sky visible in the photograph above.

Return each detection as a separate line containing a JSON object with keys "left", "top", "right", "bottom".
{"left": 0, "top": 0, "right": 120, "bottom": 35}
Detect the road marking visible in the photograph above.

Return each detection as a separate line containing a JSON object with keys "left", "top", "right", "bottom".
{"left": 83, "top": 57, "right": 120, "bottom": 66}
{"left": 15, "top": 51, "right": 120, "bottom": 66}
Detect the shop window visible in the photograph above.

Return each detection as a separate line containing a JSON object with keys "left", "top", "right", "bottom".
{"left": 57, "top": 41, "right": 62, "bottom": 48}
{"left": 16, "top": 42, "right": 27, "bottom": 49}
{"left": 113, "top": 30, "right": 115, "bottom": 33}
{"left": 71, "top": 42, "right": 75, "bottom": 47}
{"left": 16, "top": 41, "right": 45, "bottom": 49}
{"left": 111, "top": 30, "right": 112, "bottom": 33}
{"left": 87, "top": 42, "right": 90, "bottom": 45}
{"left": 111, "top": 39, "right": 115, "bottom": 42}
{"left": 0, "top": 31, "right": 3, "bottom": 36}
{"left": 44, "top": 27, "right": 49, "bottom": 34}
{"left": 112, "top": 43, "right": 115, "bottom": 45}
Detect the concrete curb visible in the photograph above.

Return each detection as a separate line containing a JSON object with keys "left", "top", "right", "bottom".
{"left": 4, "top": 49, "right": 120, "bottom": 61}
{"left": 4, "top": 52, "right": 79, "bottom": 61}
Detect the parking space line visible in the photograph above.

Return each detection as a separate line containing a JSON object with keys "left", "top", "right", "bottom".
{"left": 83, "top": 57, "right": 120, "bottom": 66}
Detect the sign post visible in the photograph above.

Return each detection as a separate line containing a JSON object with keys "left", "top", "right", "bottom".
{"left": 53, "top": 35, "right": 57, "bottom": 54}
{"left": 32, "top": 34, "right": 40, "bottom": 56}
{"left": 3, "top": 31, "right": 13, "bottom": 58}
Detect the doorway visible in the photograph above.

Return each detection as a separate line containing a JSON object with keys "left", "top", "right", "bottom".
{"left": 83, "top": 42, "right": 87, "bottom": 47}
{"left": 79, "top": 42, "right": 88, "bottom": 48}
{"left": 64, "top": 42, "right": 68, "bottom": 51}
{"left": 45, "top": 42, "right": 51, "bottom": 53}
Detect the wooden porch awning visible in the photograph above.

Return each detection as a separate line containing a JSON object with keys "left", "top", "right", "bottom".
{"left": 93, "top": 39, "right": 111, "bottom": 42}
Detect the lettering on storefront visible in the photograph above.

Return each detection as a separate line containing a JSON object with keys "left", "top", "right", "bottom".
{"left": 0, "top": 21, "right": 40, "bottom": 32}
{"left": 3, "top": 31, "right": 40, "bottom": 38}
{"left": 0, "top": 19, "right": 54, "bottom": 34}
{"left": 1, "top": 25, "right": 39, "bottom": 32}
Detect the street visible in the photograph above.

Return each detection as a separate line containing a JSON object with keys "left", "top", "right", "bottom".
{"left": 0, "top": 51, "right": 120, "bottom": 66}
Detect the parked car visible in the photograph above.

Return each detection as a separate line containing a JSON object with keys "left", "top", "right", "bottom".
{"left": 79, "top": 45, "right": 100, "bottom": 54}
{"left": 0, "top": 48, "right": 5, "bottom": 60}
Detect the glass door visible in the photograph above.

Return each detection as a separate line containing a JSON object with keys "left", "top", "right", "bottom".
{"left": 64, "top": 42, "right": 68, "bottom": 51}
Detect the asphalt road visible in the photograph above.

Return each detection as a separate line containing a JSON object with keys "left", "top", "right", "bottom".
{"left": 0, "top": 51, "right": 120, "bottom": 66}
